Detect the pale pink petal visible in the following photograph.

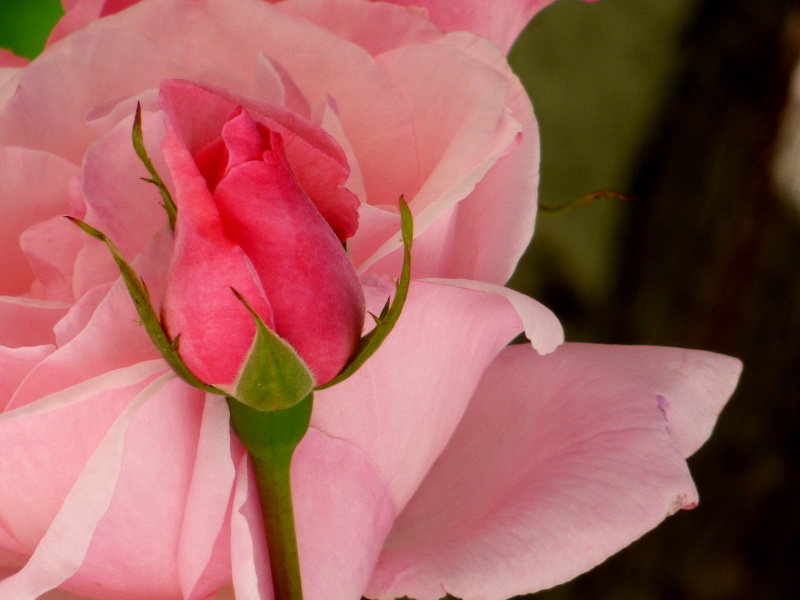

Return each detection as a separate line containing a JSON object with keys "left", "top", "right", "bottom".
{"left": 52, "top": 284, "right": 110, "bottom": 348}
{"left": 0, "top": 345, "right": 55, "bottom": 413}
{"left": 352, "top": 42, "right": 522, "bottom": 276}
{"left": 419, "top": 33, "right": 540, "bottom": 283}
{"left": 58, "top": 0, "right": 420, "bottom": 210}
{"left": 0, "top": 363, "right": 171, "bottom": 599}
{"left": 316, "top": 99, "right": 367, "bottom": 203}
{"left": 81, "top": 107, "right": 171, "bottom": 261}
{"left": 363, "top": 0, "right": 599, "bottom": 54}
{"left": 253, "top": 54, "right": 311, "bottom": 118}
{"left": 312, "top": 278, "right": 526, "bottom": 510}
{"left": 8, "top": 232, "right": 172, "bottom": 410}
{"left": 230, "top": 429, "right": 396, "bottom": 600}
{"left": 0, "top": 298, "right": 68, "bottom": 349}
{"left": 293, "top": 429, "right": 396, "bottom": 600}
{"left": 178, "top": 397, "right": 239, "bottom": 600}
{"left": 0, "top": 52, "right": 27, "bottom": 107}
{"left": 0, "top": 28, "right": 176, "bottom": 163}
{"left": 19, "top": 216, "right": 83, "bottom": 303}
{"left": 421, "top": 278, "right": 563, "bottom": 353}
{"left": 60, "top": 376, "right": 207, "bottom": 600}
{"left": 367, "top": 343, "right": 741, "bottom": 600}
{"left": 0, "top": 148, "right": 78, "bottom": 297}
{"left": 229, "top": 454, "right": 272, "bottom": 600}
{"left": 278, "top": 0, "right": 442, "bottom": 55}
{"left": 49, "top": 0, "right": 152, "bottom": 45}
{"left": 0, "top": 68, "right": 21, "bottom": 111}
{"left": 38, "top": 587, "right": 96, "bottom": 600}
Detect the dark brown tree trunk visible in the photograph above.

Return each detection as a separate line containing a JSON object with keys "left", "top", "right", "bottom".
{"left": 530, "top": 0, "right": 800, "bottom": 598}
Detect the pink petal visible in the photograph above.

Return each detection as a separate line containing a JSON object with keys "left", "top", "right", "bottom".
{"left": 212, "top": 115, "right": 364, "bottom": 384}
{"left": 138, "top": 0, "right": 419, "bottom": 209}
{"left": 60, "top": 376, "right": 207, "bottom": 600}
{"left": 19, "top": 215, "right": 84, "bottom": 303}
{"left": 363, "top": 0, "right": 599, "bottom": 54}
{"left": 159, "top": 123, "right": 274, "bottom": 386}
{"left": 421, "top": 278, "right": 563, "bottom": 354}
{"left": 229, "top": 455, "right": 272, "bottom": 600}
{"left": 0, "top": 362, "right": 171, "bottom": 599}
{"left": 0, "top": 345, "right": 56, "bottom": 413}
{"left": 159, "top": 79, "right": 359, "bottom": 241}
{"left": 414, "top": 33, "right": 541, "bottom": 284}
{"left": 49, "top": 0, "right": 146, "bottom": 46}
{"left": 351, "top": 40, "right": 528, "bottom": 282}
{"left": 81, "top": 107, "right": 171, "bottom": 262}
{"left": 0, "top": 298, "right": 68, "bottom": 350}
{"left": 52, "top": 0, "right": 420, "bottom": 218}
{"left": 312, "top": 278, "right": 528, "bottom": 510}
{"left": 178, "top": 398, "right": 239, "bottom": 600}
{"left": 253, "top": 54, "right": 311, "bottom": 118}
{"left": 367, "top": 343, "right": 741, "bottom": 600}
{"left": 0, "top": 148, "right": 78, "bottom": 297}
{"left": 8, "top": 233, "right": 172, "bottom": 411}
{"left": 0, "top": 68, "right": 21, "bottom": 112}
{"left": 230, "top": 429, "right": 395, "bottom": 600}
{"left": 278, "top": 0, "right": 442, "bottom": 55}
{"left": 0, "top": 50, "right": 27, "bottom": 69}
{"left": 47, "top": 0, "right": 104, "bottom": 45}
{"left": 0, "top": 27, "right": 176, "bottom": 163}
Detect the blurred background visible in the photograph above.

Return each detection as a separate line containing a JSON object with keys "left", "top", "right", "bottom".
{"left": 1, "top": 0, "right": 798, "bottom": 598}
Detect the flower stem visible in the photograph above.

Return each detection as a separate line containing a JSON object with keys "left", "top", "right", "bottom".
{"left": 227, "top": 394, "right": 313, "bottom": 600}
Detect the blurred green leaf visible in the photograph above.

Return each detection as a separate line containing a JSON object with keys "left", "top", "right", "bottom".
{"left": 0, "top": 0, "right": 64, "bottom": 59}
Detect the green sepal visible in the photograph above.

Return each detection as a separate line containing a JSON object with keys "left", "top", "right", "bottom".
{"left": 229, "top": 290, "right": 315, "bottom": 412}
{"left": 132, "top": 102, "right": 177, "bottom": 231}
{"left": 66, "top": 217, "right": 220, "bottom": 395}
{"left": 538, "top": 189, "right": 631, "bottom": 215}
{"left": 316, "top": 196, "right": 413, "bottom": 390}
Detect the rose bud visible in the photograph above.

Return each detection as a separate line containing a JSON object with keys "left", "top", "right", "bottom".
{"left": 158, "top": 80, "right": 365, "bottom": 388}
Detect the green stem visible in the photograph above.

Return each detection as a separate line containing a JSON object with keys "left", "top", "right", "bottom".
{"left": 227, "top": 394, "right": 313, "bottom": 600}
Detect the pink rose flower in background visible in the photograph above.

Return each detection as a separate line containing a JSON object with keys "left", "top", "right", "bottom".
{"left": 0, "top": 1, "right": 740, "bottom": 600}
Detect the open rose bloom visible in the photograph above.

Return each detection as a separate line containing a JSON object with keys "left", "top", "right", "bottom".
{"left": 0, "top": 1, "right": 741, "bottom": 599}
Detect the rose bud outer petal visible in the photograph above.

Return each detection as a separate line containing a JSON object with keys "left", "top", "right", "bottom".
{"left": 158, "top": 79, "right": 360, "bottom": 242}
{"left": 366, "top": 343, "right": 741, "bottom": 600}
{"left": 160, "top": 128, "right": 275, "bottom": 387}
{"left": 211, "top": 110, "right": 365, "bottom": 385}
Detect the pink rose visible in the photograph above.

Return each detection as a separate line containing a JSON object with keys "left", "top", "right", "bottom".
{"left": 52, "top": 0, "right": 601, "bottom": 54}
{"left": 158, "top": 80, "right": 364, "bottom": 386}
{"left": 0, "top": 1, "right": 740, "bottom": 600}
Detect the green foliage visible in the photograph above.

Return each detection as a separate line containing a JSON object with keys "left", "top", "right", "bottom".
{"left": 0, "top": 0, "right": 63, "bottom": 59}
